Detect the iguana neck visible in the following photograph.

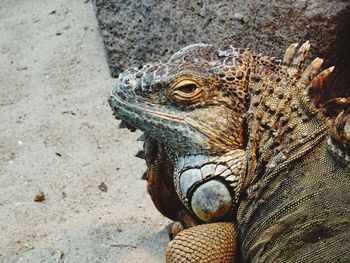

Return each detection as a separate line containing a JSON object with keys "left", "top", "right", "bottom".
{"left": 243, "top": 56, "right": 331, "bottom": 187}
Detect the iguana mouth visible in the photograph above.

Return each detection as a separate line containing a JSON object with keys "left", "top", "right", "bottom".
{"left": 109, "top": 88, "right": 184, "bottom": 122}
{"left": 108, "top": 88, "right": 217, "bottom": 154}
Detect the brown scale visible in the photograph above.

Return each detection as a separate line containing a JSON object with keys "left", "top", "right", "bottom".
{"left": 249, "top": 49, "right": 296, "bottom": 139}
{"left": 267, "top": 92, "right": 308, "bottom": 150}
{"left": 246, "top": 63, "right": 282, "bottom": 151}
{"left": 217, "top": 57, "right": 250, "bottom": 113}
{"left": 259, "top": 91, "right": 297, "bottom": 155}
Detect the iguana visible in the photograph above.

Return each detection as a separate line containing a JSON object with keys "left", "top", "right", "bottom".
{"left": 108, "top": 42, "right": 350, "bottom": 262}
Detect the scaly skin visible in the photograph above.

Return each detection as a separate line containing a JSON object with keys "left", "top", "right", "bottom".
{"left": 108, "top": 42, "right": 350, "bottom": 262}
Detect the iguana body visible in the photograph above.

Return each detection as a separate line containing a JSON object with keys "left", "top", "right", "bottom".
{"left": 108, "top": 42, "right": 350, "bottom": 262}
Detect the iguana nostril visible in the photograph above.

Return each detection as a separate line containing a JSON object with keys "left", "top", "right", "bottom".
{"left": 151, "top": 83, "right": 162, "bottom": 91}
{"left": 124, "top": 77, "right": 130, "bottom": 84}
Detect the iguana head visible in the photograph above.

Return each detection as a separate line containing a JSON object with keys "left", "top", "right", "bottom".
{"left": 109, "top": 44, "right": 251, "bottom": 222}
{"left": 109, "top": 44, "right": 251, "bottom": 155}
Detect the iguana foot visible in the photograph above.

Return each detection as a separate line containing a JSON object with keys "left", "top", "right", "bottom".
{"left": 166, "top": 222, "right": 236, "bottom": 263}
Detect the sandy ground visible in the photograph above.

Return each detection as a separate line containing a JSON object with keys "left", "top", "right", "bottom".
{"left": 0, "top": 1, "right": 170, "bottom": 262}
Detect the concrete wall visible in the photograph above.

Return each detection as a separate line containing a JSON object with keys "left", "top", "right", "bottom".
{"left": 93, "top": 0, "right": 350, "bottom": 99}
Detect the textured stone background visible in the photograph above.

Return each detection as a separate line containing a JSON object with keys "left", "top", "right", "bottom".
{"left": 93, "top": 0, "right": 350, "bottom": 100}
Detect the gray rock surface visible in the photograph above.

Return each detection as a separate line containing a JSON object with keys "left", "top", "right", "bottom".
{"left": 93, "top": 0, "right": 350, "bottom": 99}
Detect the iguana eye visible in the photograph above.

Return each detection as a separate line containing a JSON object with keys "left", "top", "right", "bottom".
{"left": 176, "top": 82, "right": 197, "bottom": 93}
{"left": 174, "top": 80, "right": 198, "bottom": 92}
{"left": 170, "top": 80, "right": 203, "bottom": 103}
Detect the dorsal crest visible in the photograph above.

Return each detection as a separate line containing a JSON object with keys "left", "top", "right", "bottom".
{"left": 245, "top": 42, "right": 350, "bottom": 185}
